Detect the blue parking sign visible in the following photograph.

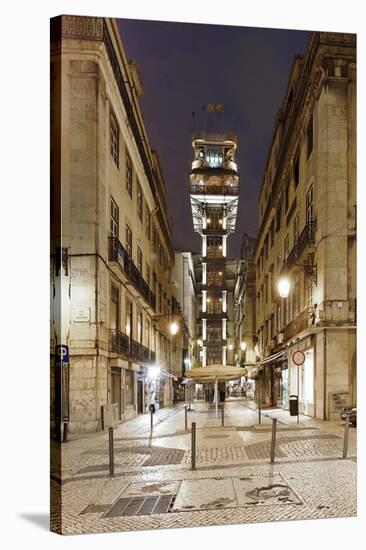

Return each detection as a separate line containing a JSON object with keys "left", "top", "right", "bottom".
{"left": 55, "top": 345, "right": 69, "bottom": 365}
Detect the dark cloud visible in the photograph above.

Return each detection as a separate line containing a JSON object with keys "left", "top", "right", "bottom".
{"left": 117, "top": 19, "right": 308, "bottom": 256}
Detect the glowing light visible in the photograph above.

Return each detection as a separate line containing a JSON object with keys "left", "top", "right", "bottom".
{"left": 197, "top": 339, "right": 203, "bottom": 347}
{"left": 148, "top": 366, "right": 160, "bottom": 379}
{"left": 240, "top": 341, "right": 247, "bottom": 351}
{"left": 170, "top": 321, "right": 179, "bottom": 335}
{"left": 229, "top": 344, "right": 234, "bottom": 350}
{"left": 278, "top": 277, "right": 291, "bottom": 298}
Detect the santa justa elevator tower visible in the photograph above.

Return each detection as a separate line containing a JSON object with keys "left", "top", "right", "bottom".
{"left": 189, "top": 131, "right": 239, "bottom": 367}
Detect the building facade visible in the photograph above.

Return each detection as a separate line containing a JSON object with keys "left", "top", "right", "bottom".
{"left": 189, "top": 132, "right": 240, "bottom": 367}
{"left": 171, "top": 251, "right": 197, "bottom": 400}
{"left": 50, "top": 16, "right": 174, "bottom": 436}
{"left": 254, "top": 32, "right": 356, "bottom": 419}
{"left": 234, "top": 234, "right": 257, "bottom": 371}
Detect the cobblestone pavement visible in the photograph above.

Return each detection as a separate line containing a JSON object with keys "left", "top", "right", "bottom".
{"left": 51, "top": 399, "right": 357, "bottom": 534}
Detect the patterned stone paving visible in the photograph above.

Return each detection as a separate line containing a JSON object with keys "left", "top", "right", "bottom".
{"left": 51, "top": 400, "right": 357, "bottom": 534}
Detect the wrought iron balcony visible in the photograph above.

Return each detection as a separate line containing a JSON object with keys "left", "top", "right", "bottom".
{"left": 283, "top": 307, "right": 313, "bottom": 342}
{"left": 110, "top": 330, "right": 156, "bottom": 365}
{"left": 109, "top": 237, "right": 156, "bottom": 310}
{"left": 285, "top": 222, "right": 315, "bottom": 267}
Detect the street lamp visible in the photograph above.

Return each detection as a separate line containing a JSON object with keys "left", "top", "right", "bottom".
{"left": 197, "top": 339, "right": 203, "bottom": 347}
{"left": 278, "top": 277, "right": 291, "bottom": 298}
{"left": 240, "top": 341, "right": 247, "bottom": 351}
{"left": 170, "top": 321, "right": 179, "bottom": 336}
{"left": 148, "top": 366, "right": 160, "bottom": 379}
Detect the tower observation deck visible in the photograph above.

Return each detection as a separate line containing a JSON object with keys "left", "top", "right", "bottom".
{"left": 189, "top": 131, "right": 240, "bottom": 367}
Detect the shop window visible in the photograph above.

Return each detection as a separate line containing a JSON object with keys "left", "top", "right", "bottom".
{"left": 125, "top": 371, "right": 134, "bottom": 406}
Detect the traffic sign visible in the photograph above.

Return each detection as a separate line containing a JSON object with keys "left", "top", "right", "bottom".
{"left": 55, "top": 344, "right": 69, "bottom": 366}
{"left": 292, "top": 350, "right": 305, "bottom": 366}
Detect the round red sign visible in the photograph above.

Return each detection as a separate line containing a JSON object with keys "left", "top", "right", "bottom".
{"left": 292, "top": 350, "right": 305, "bottom": 366}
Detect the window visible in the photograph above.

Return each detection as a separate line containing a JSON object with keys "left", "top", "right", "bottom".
{"left": 270, "top": 221, "right": 274, "bottom": 248}
{"left": 126, "top": 150, "right": 132, "bottom": 198}
{"left": 284, "top": 234, "right": 289, "bottom": 261}
{"left": 293, "top": 149, "right": 300, "bottom": 187}
{"left": 110, "top": 197, "right": 119, "bottom": 238}
{"left": 145, "top": 318, "right": 150, "bottom": 349}
{"left": 110, "top": 111, "right": 119, "bottom": 167}
{"left": 125, "top": 297, "right": 133, "bottom": 338}
{"left": 293, "top": 213, "right": 299, "bottom": 244}
{"left": 145, "top": 207, "right": 151, "bottom": 240}
{"left": 294, "top": 274, "right": 300, "bottom": 317}
{"left": 126, "top": 224, "right": 132, "bottom": 257}
{"left": 137, "top": 308, "right": 142, "bottom": 343}
{"left": 137, "top": 246, "right": 142, "bottom": 273}
{"left": 276, "top": 201, "right": 282, "bottom": 232}
{"left": 306, "top": 185, "right": 314, "bottom": 224}
{"left": 146, "top": 263, "right": 150, "bottom": 287}
{"left": 110, "top": 284, "right": 119, "bottom": 330}
{"left": 307, "top": 115, "right": 313, "bottom": 159}
{"left": 285, "top": 181, "right": 290, "bottom": 212}
{"left": 137, "top": 181, "right": 143, "bottom": 221}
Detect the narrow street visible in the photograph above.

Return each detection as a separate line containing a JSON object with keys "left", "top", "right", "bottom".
{"left": 51, "top": 399, "right": 357, "bottom": 534}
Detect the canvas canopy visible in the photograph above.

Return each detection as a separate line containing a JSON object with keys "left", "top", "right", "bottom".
{"left": 185, "top": 364, "right": 244, "bottom": 382}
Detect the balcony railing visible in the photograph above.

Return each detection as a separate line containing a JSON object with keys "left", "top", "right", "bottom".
{"left": 109, "top": 237, "right": 156, "bottom": 310}
{"left": 285, "top": 222, "right": 315, "bottom": 266}
{"left": 189, "top": 184, "right": 239, "bottom": 196}
{"left": 110, "top": 330, "right": 156, "bottom": 365}
{"left": 283, "top": 307, "right": 313, "bottom": 341}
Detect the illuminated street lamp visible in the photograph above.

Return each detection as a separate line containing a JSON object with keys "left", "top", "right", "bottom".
{"left": 148, "top": 366, "right": 160, "bottom": 379}
{"left": 240, "top": 341, "right": 247, "bottom": 351}
{"left": 169, "top": 321, "right": 179, "bottom": 336}
{"left": 278, "top": 277, "right": 291, "bottom": 298}
{"left": 197, "top": 339, "right": 203, "bottom": 347}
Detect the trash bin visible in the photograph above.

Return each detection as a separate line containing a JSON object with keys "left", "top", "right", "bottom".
{"left": 289, "top": 395, "right": 299, "bottom": 416}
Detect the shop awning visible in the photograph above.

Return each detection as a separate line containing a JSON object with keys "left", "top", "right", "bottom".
{"left": 184, "top": 365, "right": 245, "bottom": 382}
{"left": 259, "top": 349, "right": 288, "bottom": 366}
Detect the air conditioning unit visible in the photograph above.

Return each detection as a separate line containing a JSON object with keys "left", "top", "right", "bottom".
{"left": 277, "top": 332, "right": 284, "bottom": 344}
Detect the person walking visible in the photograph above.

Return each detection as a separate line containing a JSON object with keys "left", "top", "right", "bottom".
{"left": 149, "top": 389, "right": 156, "bottom": 414}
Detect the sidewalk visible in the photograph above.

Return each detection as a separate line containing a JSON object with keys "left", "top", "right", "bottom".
{"left": 51, "top": 399, "right": 357, "bottom": 534}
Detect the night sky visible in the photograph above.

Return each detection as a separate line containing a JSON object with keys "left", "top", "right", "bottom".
{"left": 117, "top": 19, "right": 308, "bottom": 258}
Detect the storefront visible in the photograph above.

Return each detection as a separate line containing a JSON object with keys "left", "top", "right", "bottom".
{"left": 288, "top": 337, "right": 314, "bottom": 417}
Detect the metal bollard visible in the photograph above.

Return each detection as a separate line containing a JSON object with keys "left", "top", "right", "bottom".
{"left": 185, "top": 405, "right": 188, "bottom": 430}
{"left": 150, "top": 409, "right": 153, "bottom": 433}
{"left": 109, "top": 427, "right": 114, "bottom": 476}
{"left": 191, "top": 422, "right": 196, "bottom": 470}
{"left": 258, "top": 400, "right": 262, "bottom": 425}
{"left": 270, "top": 418, "right": 277, "bottom": 464}
{"left": 342, "top": 412, "right": 350, "bottom": 459}
{"left": 63, "top": 422, "right": 68, "bottom": 443}
{"left": 221, "top": 403, "right": 224, "bottom": 427}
